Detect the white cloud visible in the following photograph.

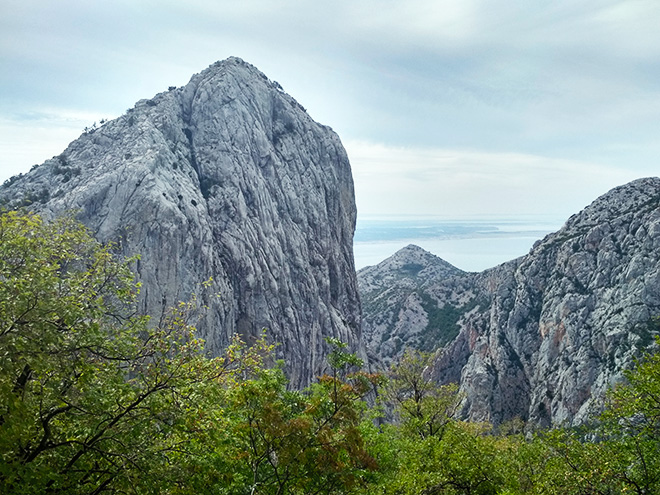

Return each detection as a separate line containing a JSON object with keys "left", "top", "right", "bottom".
{"left": 346, "top": 140, "right": 643, "bottom": 218}
{"left": 1, "top": 0, "right": 658, "bottom": 218}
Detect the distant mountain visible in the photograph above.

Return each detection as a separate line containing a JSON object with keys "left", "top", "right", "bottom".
{"left": 0, "top": 57, "right": 362, "bottom": 388}
{"left": 359, "top": 244, "right": 469, "bottom": 363}
{"left": 359, "top": 177, "right": 660, "bottom": 426}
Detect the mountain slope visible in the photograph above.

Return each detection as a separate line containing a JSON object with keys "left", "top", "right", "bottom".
{"left": 1, "top": 57, "right": 361, "bottom": 387}
{"left": 360, "top": 177, "right": 660, "bottom": 425}
{"left": 358, "top": 244, "right": 477, "bottom": 364}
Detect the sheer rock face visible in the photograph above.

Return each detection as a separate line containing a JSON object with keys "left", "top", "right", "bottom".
{"left": 360, "top": 177, "right": 660, "bottom": 426}
{"left": 1, "top": 57, "right": 361, "bottom": 388}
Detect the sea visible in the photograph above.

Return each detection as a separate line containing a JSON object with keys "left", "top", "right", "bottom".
{"left": 353, "top": 215, "right": 566, "bottom": 272}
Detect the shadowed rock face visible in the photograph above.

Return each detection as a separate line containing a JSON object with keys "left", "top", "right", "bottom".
{"left": 360, "top": 177, "right": 660, "bottom": 426}
{"left": 1, "top": 57, "right": 362, "bottom": 388}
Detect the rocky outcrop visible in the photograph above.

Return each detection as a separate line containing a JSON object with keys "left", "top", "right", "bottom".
{"left": 359, "top": 245, "right": 477, "bottom": 366}
{"left": 1, "top": 57, "right": 361, "bottom": 388}
{"left": 360, "top": 177, "right": 660, "bottom": 426}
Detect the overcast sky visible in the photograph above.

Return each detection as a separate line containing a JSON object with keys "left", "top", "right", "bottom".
{"left": 1, "top": 0, "right": 658, "bottom": 219}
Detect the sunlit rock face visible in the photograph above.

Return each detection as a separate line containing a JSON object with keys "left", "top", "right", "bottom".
{"left": 360, "top": 177, "right": 660, "bottom": 426}
{"left": 1, "top": 57, "right": 362, "bottom": 388}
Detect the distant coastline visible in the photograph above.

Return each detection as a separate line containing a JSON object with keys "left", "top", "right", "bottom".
{"left": 353, "top": 215, "right": 565, "bottom": 272}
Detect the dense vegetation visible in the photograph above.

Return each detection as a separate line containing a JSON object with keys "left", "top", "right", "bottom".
{"left": 1, "top": 211, "right": 659, "bottom": 494}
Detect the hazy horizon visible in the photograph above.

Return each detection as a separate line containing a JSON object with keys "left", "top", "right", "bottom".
{"left": 353, "top": 214, "right": 564, "bottom": 271}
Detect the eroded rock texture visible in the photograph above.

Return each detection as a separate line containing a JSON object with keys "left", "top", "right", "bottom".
{"left": 360, "top": 177, "right": 660, "bottom": 426}
{"left": 1, "top": 57, "right": 361, "bottom": 387}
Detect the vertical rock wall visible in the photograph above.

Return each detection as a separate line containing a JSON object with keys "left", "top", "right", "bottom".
{"left": 1, "top": 57, "right": 362, "bottom": 387}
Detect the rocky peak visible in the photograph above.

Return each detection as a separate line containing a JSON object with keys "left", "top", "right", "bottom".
{"left": 563, "top": 177, "right": 660, "bottom": 230}
{"left": 1, "top": 57, "right": 361, "bottom": 388}
{"left": 358, "top": 244, "right": 463, "bottom": 292}
{"left": 360, "top": 177, "right": 660, "bottom": 426}
{"left": 359, "top": 244, "right": 473, "bottom": 367}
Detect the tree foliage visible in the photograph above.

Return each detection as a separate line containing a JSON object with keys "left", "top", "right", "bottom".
{"left": 217, "top": 357, "right": 379, "bottom": 494}
{"left": 0, "top": 211, "right": 381, "bottom": 494}
{"left": 2, "top": 210, "right": 660, "bottom": 494}
{"left": 385, "top": 349, "right": 461, "bottom": 440}
{"left": 0, "top": 211, "right": 270, "bottom": 493}
{"left": 535, "top": 343, "right": 660, "bottom": 494}
{"left": 361, "top": 343, "right": 660, "bottom": 495}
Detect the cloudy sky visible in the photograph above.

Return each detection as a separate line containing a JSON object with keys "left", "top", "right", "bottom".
{"left": 1, "top": 0, "right": 659, "bottom": 220}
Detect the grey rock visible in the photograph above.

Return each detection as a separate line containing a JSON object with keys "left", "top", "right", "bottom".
{"left": 359, "top": 244, "right": 479, "bottom": 368}
{"left": 360, "top": 177, "right": 660, "bottom": 426}
{"left": 1, "top": 57, "right": 362, "bottom": 388}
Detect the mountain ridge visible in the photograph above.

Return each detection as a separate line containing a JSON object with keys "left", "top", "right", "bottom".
{"left": 360, "top": 176, "right": 660, "bottom": 425}
{"left": 0, "top": 57, "right": 363, "bottom": 388}
{"left": 3, "top": 57, "right": 659, "bottom": 426}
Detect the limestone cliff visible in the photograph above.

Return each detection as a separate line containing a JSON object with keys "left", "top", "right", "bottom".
{"left": 359, "top": 244, "right": 473, "bottom": 365}
{"left": 360, "top": 177, "right": 660, "bottom": 426}
{"left": 1, "top": 57, "right": 361, "bottom": 387}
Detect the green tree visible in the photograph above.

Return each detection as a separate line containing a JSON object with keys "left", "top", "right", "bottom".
{"left": 214, "top": 338, "right": 380, "bottom": 495}
{"left": 537, "top": 341, "right": 660, "bottom": 494}
{"left": 361, "top": 349, "right": 530, "bottom": 495}
{"left": 603, "top": 342, "right": 660, "bottom": 492}
{"left": 0, "top": 211, "right": 267, "bottom": 494}
{"left": 385, "top": 349, "right": 461, "bottom": 440}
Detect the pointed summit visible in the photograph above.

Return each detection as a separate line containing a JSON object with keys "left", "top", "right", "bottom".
{"left": 358, "top": 243, "right": 463, "bottom": 283}
{"left": 0, "top": 58, "right": 362, "bottom": 388}
{"left": 359, "top": 176, "right": 660, "bottom": 426}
